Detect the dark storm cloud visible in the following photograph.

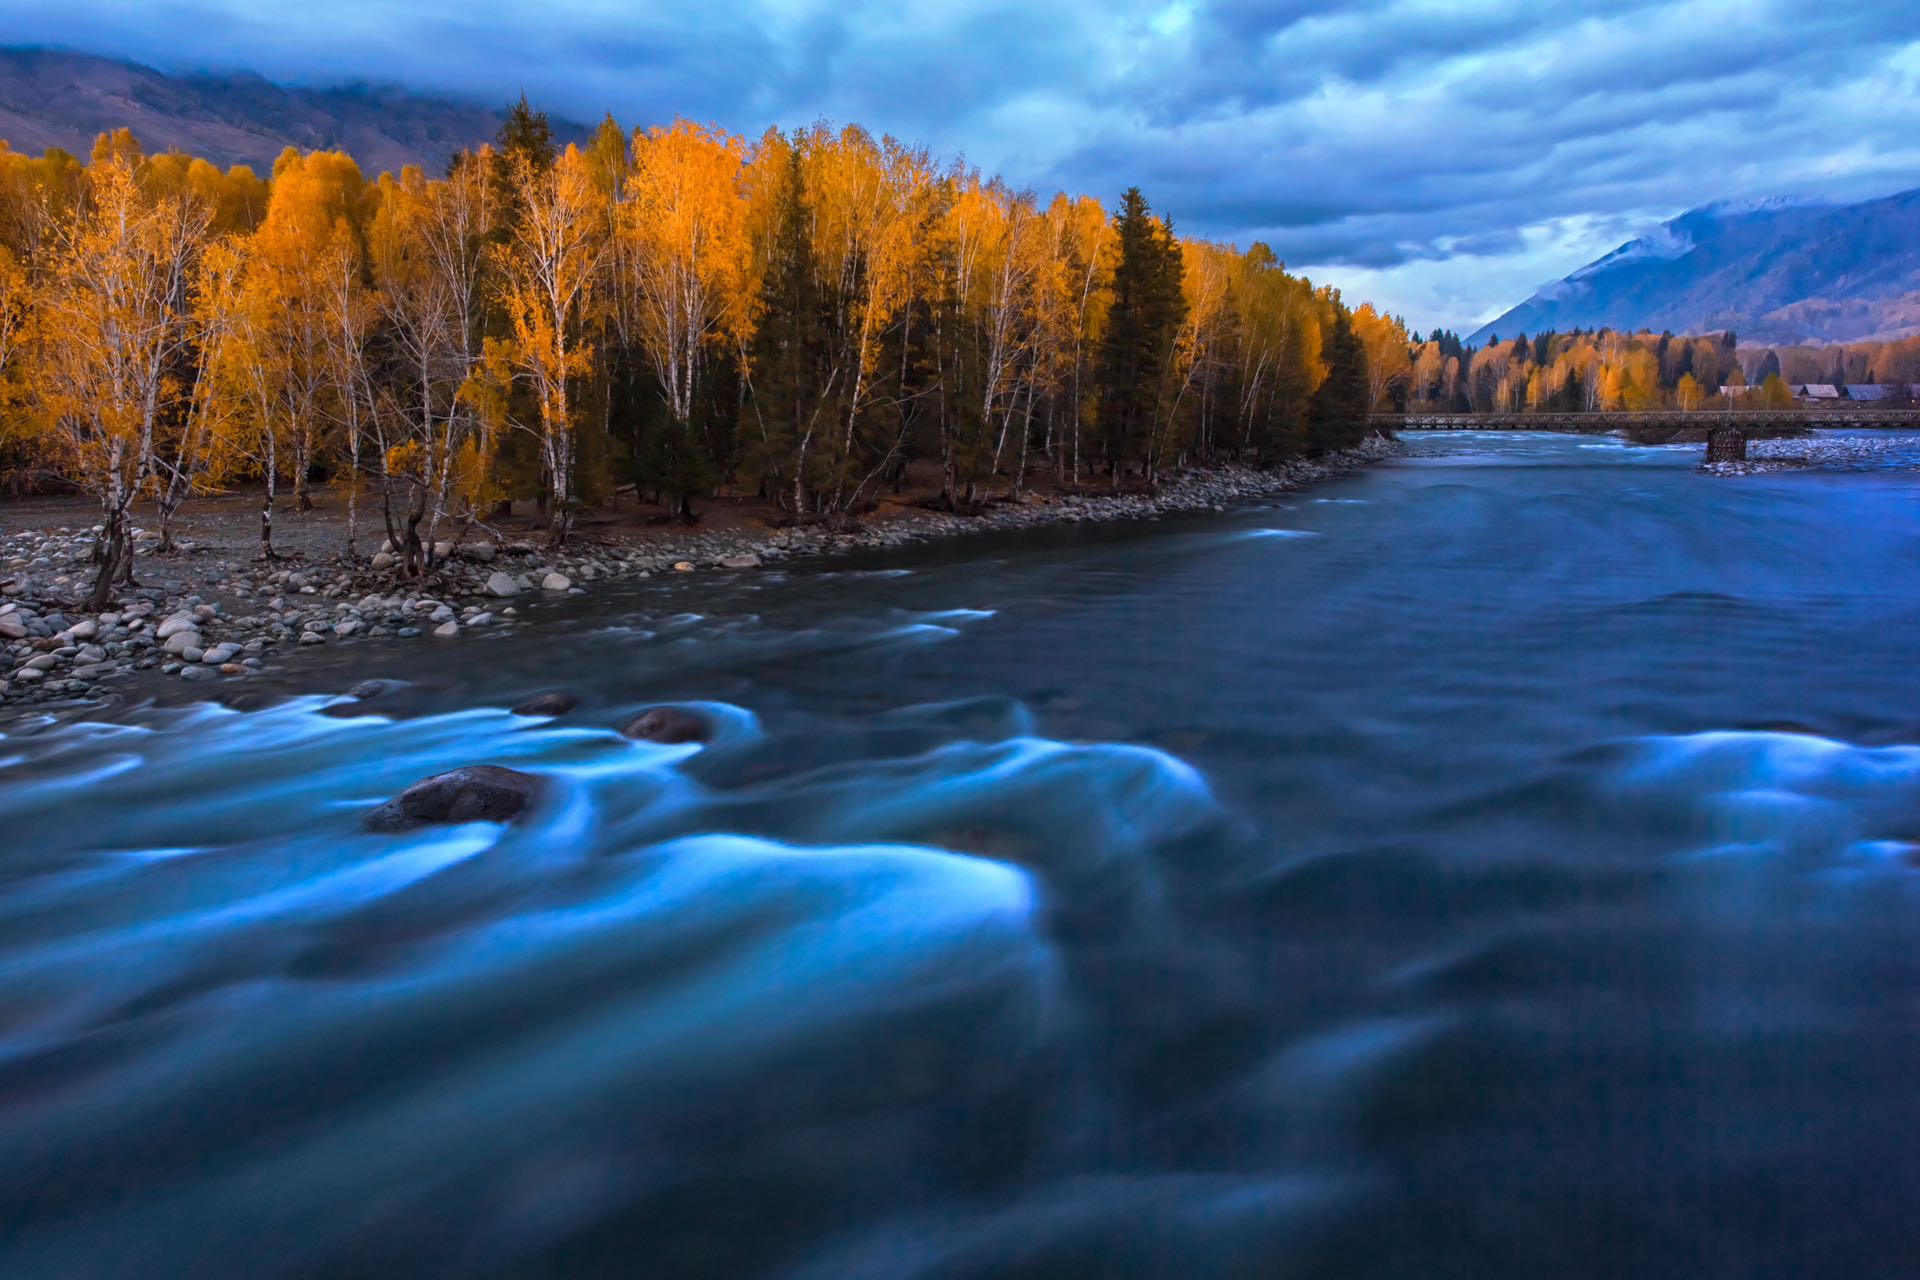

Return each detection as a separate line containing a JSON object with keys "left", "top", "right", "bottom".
{"left": 3, "top": 0, "right": 1917, "bottom": 327}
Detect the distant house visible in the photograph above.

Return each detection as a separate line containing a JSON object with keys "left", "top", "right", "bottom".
{"left": 1799, "top": 384, "right": 1841, "bottom": 401}
{"left": 1845, "top": 384, "right": 1891, "bottom": 401}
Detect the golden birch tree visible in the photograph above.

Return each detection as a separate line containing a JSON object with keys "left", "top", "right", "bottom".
{"left": 481, "top": 144, "right": 606, "bottom": 544}
{"left": 1042, "top": 193, "right": 1113, "bottom": 483}
{"left": 622, "top": 119, "right": 756, "bottom": 517}
{"left": 367, "top": 156, "right": 496, "bottom": 573}
{"left": 1350, "top": 302, "right": 1411, "bottom": 412}
{"left": 35, "top": 148, "right": 209, "bottom": 606}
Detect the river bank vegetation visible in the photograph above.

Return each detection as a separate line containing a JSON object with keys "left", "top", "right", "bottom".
{"left": 0, "top": 101, "right": 1407, "bottom": 608}
{"left": 1406, "top": 326, "right": 1920, "bottom": 414}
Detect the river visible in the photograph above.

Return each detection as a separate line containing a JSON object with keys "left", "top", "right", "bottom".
{"left": 2, "top": 431, "right": 1918, "bottom": 1277}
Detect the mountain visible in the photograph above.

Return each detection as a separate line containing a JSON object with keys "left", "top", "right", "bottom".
{"left": 0, "top": 46, "right": 587, "bottom": 176}
{"left": 1469, "top": 187, "right": 1920, "bottom": 347}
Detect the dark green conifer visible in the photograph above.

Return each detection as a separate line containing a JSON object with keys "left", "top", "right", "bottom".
{"left": 1094, "top": 187, "right": 1185, "bottom": 485}
{"left": 1307, "top": 306, "right": 1370, "bottom": 452}
{"left": 743, "top": 145, "right": 836, "bottom": 512}
{"left": 496, "top": 94, "right": 556, "bottom": 171}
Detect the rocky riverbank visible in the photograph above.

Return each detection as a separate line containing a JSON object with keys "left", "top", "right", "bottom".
{"left": 1701, "top": 432, "right": 1920, "bottom": 476}
{"left": 0, "top": 435, "right": 1401, "bottom": 709}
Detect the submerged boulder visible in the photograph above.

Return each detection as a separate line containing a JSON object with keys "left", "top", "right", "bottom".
{"left": 512, "top": 691, "right": 580, "bottom": 718}
{"left": 364, "top": 765, "right": 543, "bottom": 832}
{"left": 622, "top": 706, "right": 712, "bottom": 745}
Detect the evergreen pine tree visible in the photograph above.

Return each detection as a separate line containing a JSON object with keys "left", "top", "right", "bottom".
{"left": 1094, "top": 187, "right": 1185, "bottom": 485}
{"left": 744, "top": 147, "right": 834, "bottom": 512}
{"left": 497, "top": 95, "right": 556, "bottom": 171}
{"left": 1306, "top": 307, "right": 1370, "bottom": 452}
{"left": 1557, "top": 368, "right": 1585, "bottom": 412}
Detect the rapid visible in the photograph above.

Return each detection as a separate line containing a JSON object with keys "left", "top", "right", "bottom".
{"left": 2, "top": 431, "right": 1918, "bottom": 1277}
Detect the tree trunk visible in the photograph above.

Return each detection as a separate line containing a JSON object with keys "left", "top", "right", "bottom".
{"left": 259, "top": 441, "right": 279, "bottom": 560}
{"left": 86, "top": 504, "right": 130, "bottom": 611}
{"left": 294, "top": 436, "right": 314, "bottom": 512}
{"left": 793, "top": 430, "right": 811, "bottom": 517}
{"left": 546, "top": 447, "right": 571, "bottom": 546}
{"left": 117, "top": 529, "right": 141, "bottom": 586}
{"left": 405, "top": 511, "right": 426, "bottom": 577}
{"left": 156, "top": 485, "right": 186, "bottom": 554}
{"left": 1011, "top": 382, "right": 1036, "bottom": 500}
{"left": 345, "top": 436, "right": 361, "bottom": 558}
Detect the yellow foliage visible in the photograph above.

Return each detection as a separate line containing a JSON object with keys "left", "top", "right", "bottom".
{"left": 1676, "top": 372, "right": 1704, "bottom": 411}
{"left": 1349, "top": 302, "right": 1411, "bottom": 410}
{"left": 484, "top": 145, "right": 606, "bottom": 535}
{"left": 35, "top": 150, "right": 210, "bottom": 510}
{"left": 385, "top": 440, "right": 427, "bottom": 481}
{"left": 0, "top": 108, "right": 1402, "bottom": 544}
{"left": 623, "top": 119, "right": 756, "bottom": 423}
{"left": 800, "top": 123, "right": 939, "bottom": 383}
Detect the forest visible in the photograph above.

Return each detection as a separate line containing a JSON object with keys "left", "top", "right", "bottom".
{"left": 1407, "top": 327, "right": 1920, "bottom": 413}
{"left": 0, "top": 101, "right": 1407, "bottom": 607}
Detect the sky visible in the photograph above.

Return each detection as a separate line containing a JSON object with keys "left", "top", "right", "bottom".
{"left": 5, "top": 0, "right": 1920, "bottom": 333}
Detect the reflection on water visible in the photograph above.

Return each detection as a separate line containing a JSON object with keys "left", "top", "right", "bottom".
{"left": 4, "top": 431, "right": 1920, "bottom": 1277}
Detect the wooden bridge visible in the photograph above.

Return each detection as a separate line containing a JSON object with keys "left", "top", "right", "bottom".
{"left": 1374, "top": 407, "right": 1920, "bottom": 460}
{"left": 1375, "top": 407, "right": 1920, "bottom": 433}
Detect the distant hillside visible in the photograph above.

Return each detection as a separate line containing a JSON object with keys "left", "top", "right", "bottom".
{"left": 0, "top": 46, "right": 588, "bottom": 176}
{"left": 1470, "top": 188, "right": 1920, "bottom": 347}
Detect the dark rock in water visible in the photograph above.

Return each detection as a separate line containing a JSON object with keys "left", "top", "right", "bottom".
{"left": 622, "top": 706, "right": 712, "bottom": 745}
{"left": 347, "top": 679, "right": 399, "bottom": 700}
{"left": 512, "top": 691, "right": 580, "bottom": 718}
{"left": 220, "top": 690, "right": 273, "bottom": 713}
{"left": 363, "top": 765, "right": 542, "bottom": 832}
{"left": 929, "top": 825, "right": 1028, "bottom": 863}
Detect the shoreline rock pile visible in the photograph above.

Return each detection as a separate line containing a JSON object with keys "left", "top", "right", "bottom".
{"left": 2, "top": 435, "right": 1401, "bottom": 709}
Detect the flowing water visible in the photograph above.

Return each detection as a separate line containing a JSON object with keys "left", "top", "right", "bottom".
{"left": 3, "top": 432, "right": 1919, "bottom": 1278}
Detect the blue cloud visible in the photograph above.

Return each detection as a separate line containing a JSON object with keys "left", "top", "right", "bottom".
{"left": 2, "top": 0, "right": 1918, "bottom": 330}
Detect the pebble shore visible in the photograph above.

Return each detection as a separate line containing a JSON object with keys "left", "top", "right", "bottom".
{"left": 1701, "top": 432, "right": 1920, "bottom": 476}
{"left": 1, "top": 435, "right": 1402, "bottom": 709}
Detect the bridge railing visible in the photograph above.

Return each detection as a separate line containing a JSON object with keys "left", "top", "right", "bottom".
{"left": 1373, "top": 407, "right": 1920, "bottom": 431}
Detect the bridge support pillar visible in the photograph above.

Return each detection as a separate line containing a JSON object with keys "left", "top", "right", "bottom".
{"left": 1706, "top": 426, "right": 1747, "bottom": 464}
